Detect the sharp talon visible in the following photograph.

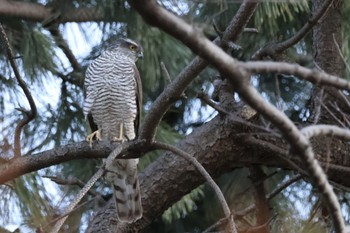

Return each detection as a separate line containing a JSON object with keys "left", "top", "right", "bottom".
{"left": 86, "top": 129, "right": 102, "bottom": 146}
{"left": 113, "top": 123, "right": 125, "bottom": 142}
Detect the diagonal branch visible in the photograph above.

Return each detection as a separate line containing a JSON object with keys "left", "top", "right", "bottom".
{"left": 128, "top": 0, "right": 345, "bottom": 232}
{"left": 252, "top": 0, "right": 335, "bottom": 60}
{"left": 0, "top": 23, "right": 37, "bottom": 158}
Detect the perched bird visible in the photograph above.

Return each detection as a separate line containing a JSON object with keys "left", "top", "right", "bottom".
{"left": 83, "top": 38, "right": 143, "bottom": 223}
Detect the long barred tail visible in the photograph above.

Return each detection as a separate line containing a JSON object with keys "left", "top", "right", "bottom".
{"left": 105, "top": 158, "right": 142, "bottom": 223}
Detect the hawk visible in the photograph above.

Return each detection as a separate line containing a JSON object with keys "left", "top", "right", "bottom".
{"left": 83, "top": 38, "right": 143, "bottom": 223}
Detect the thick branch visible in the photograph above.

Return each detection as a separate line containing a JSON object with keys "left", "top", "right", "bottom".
{"left": 0, "top": 141, "right": 116, "bottom": 184}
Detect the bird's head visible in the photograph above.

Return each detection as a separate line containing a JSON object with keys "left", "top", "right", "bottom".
{"left": 109, "top": 38, "right": 143, "bottom": 62}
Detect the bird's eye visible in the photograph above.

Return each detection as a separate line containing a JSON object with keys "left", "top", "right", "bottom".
{"left": 129, "top": 45, "right": 136, "bottom": 50}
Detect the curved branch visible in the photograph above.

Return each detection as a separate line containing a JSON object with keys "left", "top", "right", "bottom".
{"left": 152, "top": 141, "right": 236, "bottom": 233}
{"left": 0, "top": 23, "right": 37, "bottom": 158}
{"left": 128, "top": 0, "right": 345, "bottom": 232}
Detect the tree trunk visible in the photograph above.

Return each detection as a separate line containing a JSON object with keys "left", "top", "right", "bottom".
{"left": 310, "top": 0, "right": 347, "bottom": 124}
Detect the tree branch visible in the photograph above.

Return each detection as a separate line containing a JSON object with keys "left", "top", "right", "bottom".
{"left": 243, "top": 61, "right": 350, "bottom": 91}
{"left": 0, "top": 141, "right": 116, "bottom": 184}
{"left": 0, "top": 23, "right": 37, "bottom": 158}
{"left": 301, "top": 125, "right": 350, "bottom": 140}
{"left": 0, "top": 0, "right": 124, "bottom": 24}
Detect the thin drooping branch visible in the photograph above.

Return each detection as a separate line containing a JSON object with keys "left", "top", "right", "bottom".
{"left": 151, "top": 141, "right": 236, "bottom": 233}
{"left": 129, "top": 1, "right": 345, "bottom": 231}
{"left": 252, "top": 0, "right": 335, "bottom": 59}
{"left": 0, "top": 23, "right": 37, "bottom": 158}
{"left": 243, "top": 61, "right": 350, "bottom": 91}
{"left": 138, "top": 0, "right": 259, "bottom": 141}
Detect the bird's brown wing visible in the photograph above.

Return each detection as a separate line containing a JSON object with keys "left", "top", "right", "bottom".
{"left": 133, "top": 64, "right": 142, "bottom": 137}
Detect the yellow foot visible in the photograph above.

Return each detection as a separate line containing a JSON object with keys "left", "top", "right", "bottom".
{"left": 86, "top": 129, "right": 102, "bottom": 146}
{"left": 113, "top": 123, "right": 125, "bottom": 142}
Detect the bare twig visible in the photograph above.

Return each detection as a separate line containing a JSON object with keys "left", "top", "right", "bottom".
{"left": 320, "top": 102, "right": 346, "bottom": 127}
{"left": 151, "top": 141, "right": 237, "bottom": 233}
{"left": 0, "top": 23, "right": 37, "bottom": 158}
{"left": 160, "top": 61, "right": 172, "bottom": 84}
{"left": 313, "top": 87, "right": 324, "bottom": 124}
{"left": 332, "top": 33, "right": 350, "bottom": 74}
{"left": 243, "top": 28, "right": 258, "bottom": 33}
{"left": 197, "top": 91, "right": 278, "bottom": 135}
{"left": 252, "top": 0, "right": 335, "bottom": 59}
{"left": 197, "top": 91, "right": 229, "bottom": 115}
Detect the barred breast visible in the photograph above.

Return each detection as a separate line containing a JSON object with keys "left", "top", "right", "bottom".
{"left": 84, "top": 50, "right": 137, "bottom": 140}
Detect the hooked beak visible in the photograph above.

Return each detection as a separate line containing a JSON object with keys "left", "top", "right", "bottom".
{"left": 138, "top": 51, "right": 144, "bottom": 59}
